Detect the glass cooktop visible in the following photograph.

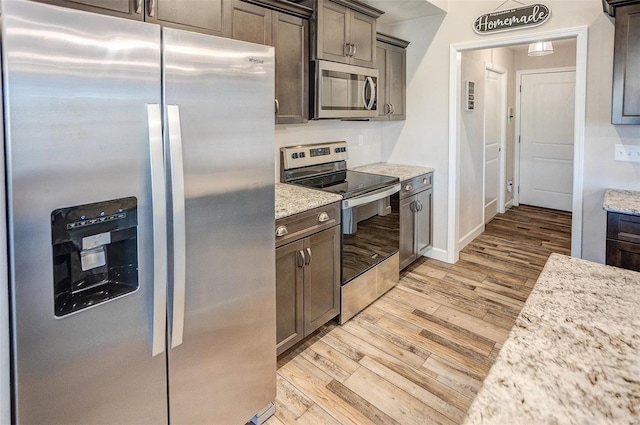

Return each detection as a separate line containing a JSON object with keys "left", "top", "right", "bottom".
{"left": 294, "top": 170, "right": 398, "bottom": 199}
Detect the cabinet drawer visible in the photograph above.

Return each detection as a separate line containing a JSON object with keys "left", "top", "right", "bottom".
{"left": 607, "top": 212, "right": 640, "bottom": 244}
{"left": 606, "top": 238, "right": 640, "bottom": 272}
{"left": 400, "top": 172, "right": 432, "bottom": 199}
{"left": 275, "top": 202, "right": 340, "bottom": 247}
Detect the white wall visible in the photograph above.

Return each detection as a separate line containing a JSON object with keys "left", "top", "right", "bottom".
{"left": 378, "top": 0, "right": 640, "bottom": 263}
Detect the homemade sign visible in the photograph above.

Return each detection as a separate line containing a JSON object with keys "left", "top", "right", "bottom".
{"left": 474, "top": 3, "right": 551, "bottom": 35}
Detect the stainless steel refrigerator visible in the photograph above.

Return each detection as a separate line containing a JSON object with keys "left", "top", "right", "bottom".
{"left": 1, "top": 0, "right": 276, "bottom": 423}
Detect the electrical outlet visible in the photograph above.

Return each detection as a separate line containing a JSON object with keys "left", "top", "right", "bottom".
{"left": 614, "top": 144, "right": 640, "bottom": 162}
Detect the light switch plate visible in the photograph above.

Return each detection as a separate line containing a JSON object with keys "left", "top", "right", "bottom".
{"left": 614, "top": 144, "right": 640, "bottom": 162}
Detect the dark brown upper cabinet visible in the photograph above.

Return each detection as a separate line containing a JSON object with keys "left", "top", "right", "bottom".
{"left": 375, "top": 33, "right": 409, "bottom": 121}
{"left": 230, "top": 0, "right": 311, "bottom": 124}
{"left": 606, "top": 1, "right": 640, "bottom": 124}
{"left": 33, "top": 0, "right": 233, "bottom": 35}
{"left": 299, "top": 0, "right": 383, "bottom": 69}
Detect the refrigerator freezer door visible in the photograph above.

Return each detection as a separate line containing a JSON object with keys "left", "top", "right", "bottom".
{"left": 162, "top": 28, "right": 276, "bottom": 424}
{"left": 2, "top": 1, "right": 168, "bottom": 423}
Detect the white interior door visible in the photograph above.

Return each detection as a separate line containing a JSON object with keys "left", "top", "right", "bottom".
{"left": 484, "top": 67, "right": 505, "bottom": 223}
{"left": 519, "top": 70, "right": 575, "bottom": 212}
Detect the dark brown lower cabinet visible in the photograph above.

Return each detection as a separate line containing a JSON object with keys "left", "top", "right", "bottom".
{"left": 275, "top": 213, "right": 340, "bottom": 356}
{"left": 606, "top": 211, "right": 640, "bottom": 272}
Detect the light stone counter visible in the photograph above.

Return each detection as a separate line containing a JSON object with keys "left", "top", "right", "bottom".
{"left": 351, "top": 162, "right": 434, "bottom": 181}
{"left": 604, "top": 188, "right": 640, "bottom": 216}
{"left": 464, "top": 253, "right": 640, "bottom": 425}
{"left": 275, "top": 183, "right": 342, "bottom": 220}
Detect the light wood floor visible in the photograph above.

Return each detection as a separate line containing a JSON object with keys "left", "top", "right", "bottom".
{"left": 266, "top": 205, "right": 571, "bottom": 425}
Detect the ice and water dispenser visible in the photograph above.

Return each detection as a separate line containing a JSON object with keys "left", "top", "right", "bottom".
{"left": 51, "top": 197, "right": 139, "bottom": 317}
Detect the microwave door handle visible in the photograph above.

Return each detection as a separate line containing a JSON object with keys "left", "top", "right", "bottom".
{"left": 147, "top": 104, "right": 167, "bottom": 357}
{"left": 167, "top": 104, "right": 186, "bottom": 349}
{"left": 363, "top": 76, "right": 376, "bottom": 110}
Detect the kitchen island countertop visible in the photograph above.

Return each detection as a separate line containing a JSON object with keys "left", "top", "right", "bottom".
{"left": 603, "top": 188, "right": 640, "bottom": 216}
{"left": 351, "top": 162, "right": 434, "bottom": 181}
{"left": 275, "top": 183, "right": 342, "bottom": 220}
{"left": 464, "top": 253, "right": 640, "bottom": 425}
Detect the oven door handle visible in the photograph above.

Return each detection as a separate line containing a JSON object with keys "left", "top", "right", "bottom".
{"left": 342, "top": 184, "right": 400, "bottom": 210}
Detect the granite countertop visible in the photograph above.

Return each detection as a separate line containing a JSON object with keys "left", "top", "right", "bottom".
{"left": 603, "top": 188, "right": 640, "bottom": 216}
{"left": 351, "top": 162, "right": 434, "bottom": 181}
{"left": 275, "top": 183, "right": 342, "bottom": 220}
{"left": 464, "top": 253, "right": 640, "bottom": 425}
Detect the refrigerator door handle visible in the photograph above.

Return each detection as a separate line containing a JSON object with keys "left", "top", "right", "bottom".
{"left": 147, "top": 104, "right": 167, "bottom": 357}
{"left": 167, "top": 104, "right": 186, "bottom": 349}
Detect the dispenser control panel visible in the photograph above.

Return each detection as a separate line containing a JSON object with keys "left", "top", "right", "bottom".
{"left": 51, "top": 197, "right": 139, "bottom": 317}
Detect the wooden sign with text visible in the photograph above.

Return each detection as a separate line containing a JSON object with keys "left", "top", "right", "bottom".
{"left": 474, "top": 4, "right": 551, "bottom": 35}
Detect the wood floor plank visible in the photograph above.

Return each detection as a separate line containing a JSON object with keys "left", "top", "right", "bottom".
{"left": 278, "top": 357, "right": 376, "bottom": 425}
{"left": 295, "top": 404, "right": 342, "bottom": 425}
{"left": 342, "top": 366, "right": 458, "bottom": 425}
{"left": 359, "top": 356, "right": 470, "bottom": 420}
{"left": 433, "top": 305, "right": 511, "bottom": 345}
{"left": 271, "top": 205, "right": 571, "bottom": 425}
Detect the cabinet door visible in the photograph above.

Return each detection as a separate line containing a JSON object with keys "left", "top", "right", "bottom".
{"left": 317, "top": 0, "right": 350, "bottom": 64}
{"left": 374, "top": 42, "right": 389, "bottom": 120}
{"left": 399, "top": 195, "right": 417, "bottom": 270}
{"left": 230, "top": 0, "right": 272, "bottom": 45}
{"left": 606, "top": 239, "right": 640, "bottom": 272}
{"left": 416, "top": 188, "right": 432, "bottom": 255}
{"left": 149, "top": 0, "right": 230, "bottom": 36}
{"left": 349, "top": 11, "right": 376, "bottom": 68}
{"left": 276, "top": 240, "right": 305, "bottom": 355}
{"left": 612, "top": 4, "right": 640, "bottom": 124}
{"left": 304, "top": 226, "right": 340, "bottom": 335}
{"left": 388, "top": 44, "right": 406, "bottom": 120}
{"left": 32, "top": 0, "right": 143, "bottom": 20}
{"left": 273, "top": 12, "right": 309, "bottom": 124}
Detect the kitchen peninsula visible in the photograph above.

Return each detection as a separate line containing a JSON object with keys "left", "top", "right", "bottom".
{"left": 464, "top": 253, "right": 640, "bottom": 424}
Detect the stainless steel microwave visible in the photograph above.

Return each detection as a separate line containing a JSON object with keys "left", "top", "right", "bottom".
{"left": 311, "top": 60, "right": 378, "bottom": 119}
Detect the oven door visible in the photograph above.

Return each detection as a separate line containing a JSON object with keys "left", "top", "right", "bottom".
{"left": 341, "top": 184, "right": 400, "bottom": 284}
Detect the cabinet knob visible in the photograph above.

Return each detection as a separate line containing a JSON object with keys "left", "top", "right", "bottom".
{"left": 405, "top": 184, "right": 413, "bottom": 191}
{"left": 318, "top": 212, "right": 330, "bottom": 223}
{"left": 423, "top": 177, "right": 428, "bottom": 185}
{"left": 275, "top": 225, "right": 288, "bottom": 237}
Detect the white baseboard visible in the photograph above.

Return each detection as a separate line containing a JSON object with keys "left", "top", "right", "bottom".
{"left": 505, "top": 199, "right": 513, "bottom": 209}
{"left": 458, "top": 223, "right": 484, "bottom": 251}
{"left": 422, "top": 247, "right": 449, "bottom": 263}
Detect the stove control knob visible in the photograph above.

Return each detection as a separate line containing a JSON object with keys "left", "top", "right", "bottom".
{"left": 405, "top": 184, "right": 413, "bottom": 191}
{"left": 300, "top": 152, "right": 306, "bottom": 158}
{"left": 276, "top": 225, "right": 288, "bottom": 237}
{"left": 292, "top": 153, "right": 298, "bottom": 159}
{"left": 335, "top": 148, "right": 340, "bottom": 153}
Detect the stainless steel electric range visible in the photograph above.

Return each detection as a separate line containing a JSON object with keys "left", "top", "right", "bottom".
{"left": 280, "top": 141, "right": 400, "bottom": 323}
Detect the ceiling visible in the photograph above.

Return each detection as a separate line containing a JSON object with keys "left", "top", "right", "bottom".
{"left": 358, "top": 0, "right": 447, "bottom": 25}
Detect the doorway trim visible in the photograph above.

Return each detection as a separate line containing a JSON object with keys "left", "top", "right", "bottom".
{"left": 514, "top": 66, "right": 576, "bottom": 208}
{"left": 448, "top": 26, "right": 588, "bottom": 263}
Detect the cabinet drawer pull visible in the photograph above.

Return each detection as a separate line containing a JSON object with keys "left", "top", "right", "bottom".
{"left": 276, "top": 225, "right": 288, "bottom": 237}
{"left": 318, "top": 212, "right": 330, "bottom": 223}
{"left": 416, "top": 200, "right": 423, "bottom": 212}
{"left": 148, "top": 0, "right": 156, "bottom": 17}
{"left": 305, "top": 248, "right": 312, "bottom": 265}
{"left": 351, "top": 43, "right": 357, "bottom": 57}
{"left": 275, "top": 98, "right": 280, "bottom": 114}
{"left": 423, "top": 177, "right": 429, "bottom": 185}
{"left": 298, "top": 250, "right": 306, "bottom": 267}
{"left": 135, "top": 0, "right": 142, "bottom": 14}
{"left": 345, "top": 43, "right": 351, "bottom": 57}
